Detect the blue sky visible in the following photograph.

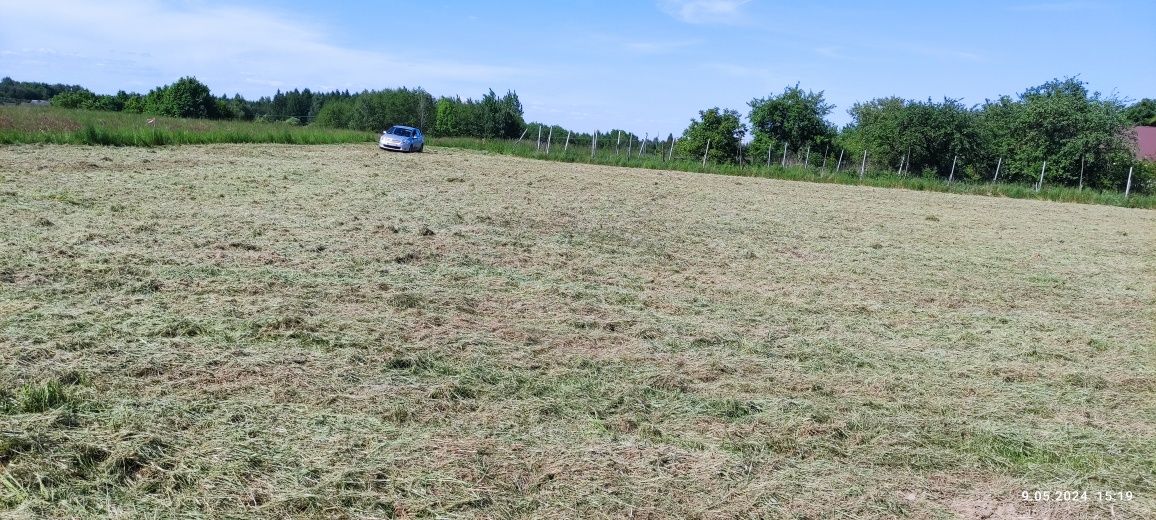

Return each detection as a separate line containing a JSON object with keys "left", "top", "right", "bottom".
{"left": 1, "top": 0, "right": 1153, "bottom": 135}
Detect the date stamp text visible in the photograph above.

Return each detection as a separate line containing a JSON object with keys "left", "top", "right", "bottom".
{"left": 1020, "top": 490, "right": 1135, "bottom": 502}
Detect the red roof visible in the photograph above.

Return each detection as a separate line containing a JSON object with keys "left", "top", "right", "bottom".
{"left": 1137, "top": 126, "right": 1156, "bottom": 160}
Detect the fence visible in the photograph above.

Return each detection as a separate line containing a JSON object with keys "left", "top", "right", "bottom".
{"left": 433, "top": 131, "right": 1151, "bottom": 207}
{"left": 502, "top": 126, "right": 1148, "bottom": 198}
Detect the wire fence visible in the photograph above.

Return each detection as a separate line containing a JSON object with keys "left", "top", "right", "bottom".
{"left": 433, "top": 131, "right": 1150, "bottom": 206}
{"left": 500, "top": 127, "right": 1147, "bottom": 197}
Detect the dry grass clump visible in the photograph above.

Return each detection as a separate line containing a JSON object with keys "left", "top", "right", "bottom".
{"left": 1, "top": 144, "right": 1153, "bottom": 518}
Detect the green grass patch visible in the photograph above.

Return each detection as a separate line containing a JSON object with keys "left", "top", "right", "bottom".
{"left": 0, "top": 381, "right": 73, "bottom": 414}
{"left": 0, "top": 105, "right": 373, "bottom": 146}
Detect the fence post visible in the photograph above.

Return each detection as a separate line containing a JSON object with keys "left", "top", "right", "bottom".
{"left": 821, "top": 145, "right": 829, "bottom": 172}
{"left": 592, "top": 130, "right": 597, "bottom": 158}
{"left": 859, "top": 150, "right": 867, "bottom": 180}
{"left": 638, "top": 133, "right": 647, "bottom": 158}
{"left": 781, "top": 143, "right": 788, "bottom": 167}
{"left": 564, "top": 130, "right": 571, "bottom": 153}
{"left": 836, "top": 149, "right": 844, "bottom": 173}
{"left": 616, "top": 130, "right": 621, "bottom": 156}
{"left": 702, "top": 139, "right": 710, "bottom": 167}
{"left": 627, "top": 134, "right": 633, "bottom": 156}
{"left": 1035, "top": 161, "right": 1046, "bottom": 192}
{"left": 948, "top": 155, "right": 958, "bottom": 183}
{"left": 804, "top": 145, "right": 810, "bottom": 169}
{"left": 537, "top": 125, "right": 542, "bottom": 152}
{"left": 517, "top": 128, "right": 527, "bottom": 143}
{"left": 546, "top": 127, "right": 552, "bottom": 155}
{"left": 668, "top": 137, "right": 676, "bottom": 161}
{"left": 992, "top": 157, "right": 1002, "bottom": 183}
{"left": 766, "top": 143, "right": 772, "bottom": 167}
{"left": 1079, "top": 155, "right": 1085, "bottom": 191}
{"left": 1125, "top": 166, "right": 1134, "bottom": 198}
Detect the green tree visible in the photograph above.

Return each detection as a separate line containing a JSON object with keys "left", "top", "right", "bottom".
{"left": 343, "top": 87, "right": 436, "bottom": 132}
{"left": 50, "top": 89, "right": 99, "bottom": 109}
{"left": 225, "top": 94, "right": 253, "bottom": 120}
{"left": 475, "top": 89, "right": 524, "bottom": 139}
{"left": 676, "top": 107, "right": 746, "bottom": 164}
{"left": 846, "top": 97, "right": 980, "bottom": 178}
{"left": 434, "top": 97, "right": 463, "bottom": 136}
{"left": 842, "top": 96, "right": 905, "bottom": 172}
{"left": 498, "top": 90, "right": 525, "bottom": 138}
{"left": 1, "top": 77, "right": 87, "bottom": 101}
{"left": 348, "top": 93, "right": 382, "bottom": 131}
{"left": 50, "top": 89, "right": 124, "bottom": 111}
{"left": 314, "top": 98, "right": 355, "bottom": 128}
{"left": 748, "top": 84, "right": 835, "bottom": 159}
{"left": 1125, "top": 98, "right": 1156, "bottom": 126}
{"left": 123, "top": 94, "right": 146, "bottom": 114}
{"left": 979, "top": 77, "right": 1132, "bottom": 189}
{"left": 143, "top": 77, "right": 219, "bottom": 118}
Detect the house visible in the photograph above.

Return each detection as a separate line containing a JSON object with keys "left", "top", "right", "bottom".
{"left": 1136, "top": 126, "right": 1156, "bottom": 161}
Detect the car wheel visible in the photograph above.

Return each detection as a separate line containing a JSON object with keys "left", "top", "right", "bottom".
{"left": 417, "top": 143, "right": 424, "bottom": 153}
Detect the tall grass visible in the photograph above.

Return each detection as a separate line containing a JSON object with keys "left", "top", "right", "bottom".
{"left": 432, "top": 136, "right": 1156, "bottom": 209}
{"left": 0, "top": 105, "right": 373, "bottom": 146}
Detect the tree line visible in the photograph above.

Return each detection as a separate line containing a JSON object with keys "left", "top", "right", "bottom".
{"left": 3, "top": 75, "right": 1151, "bottom": 191}
{"left": 675, "top": 78, "right": 1152, "bottom": 191}
{"left": 0, "top": 77, "right": 89, "bottom": 103}
{"left": 1, "top": 76, "right": 527, "bottom": 140}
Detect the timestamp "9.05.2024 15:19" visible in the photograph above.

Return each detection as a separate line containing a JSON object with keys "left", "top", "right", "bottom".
{"left": 1020, "top": 490, "right": 1135, "bottom": 502}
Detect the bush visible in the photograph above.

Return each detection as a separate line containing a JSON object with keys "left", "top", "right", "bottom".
{"left": 142, "top": 76, "right": 220, "bottom": 119}
{"left": 51, "top": 90, "right": 125, "bottom": 112}
{"left": 1130, "top": 161, "right": 1155, "bottom": 195}
{"left": 314, "top": 98, "right": 354, "bottom": 128}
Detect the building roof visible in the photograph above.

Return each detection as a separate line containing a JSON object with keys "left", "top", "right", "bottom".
{"left": 1137, "top": 126, "right": 1156, "bottom": 161}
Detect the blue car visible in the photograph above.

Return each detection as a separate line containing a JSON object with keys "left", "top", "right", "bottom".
{"left": 378, "top": 125, "right": 424, "bottom": 152}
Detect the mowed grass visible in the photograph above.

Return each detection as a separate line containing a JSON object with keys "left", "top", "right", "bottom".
{"left": 432, "top": 137, "right": 1156, "bottom": 210}
{"left": 0, "top": 144, "right": 1153, "bottom": 519}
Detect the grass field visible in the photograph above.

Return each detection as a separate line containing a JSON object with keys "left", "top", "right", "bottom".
{"left": 1, "top": 143, "right": 1153, "bottom": 518}
{"left": 431, "top": 137, "right": 1156, "bottom": 210}
{"left": 0, "top": 105, "right": 373, "bottom": 146}
{"left": 3, "top": 106, "right": 1151, "bottom": 210}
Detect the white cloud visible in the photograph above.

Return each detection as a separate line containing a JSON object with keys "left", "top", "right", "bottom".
{"left": 0, "top": 0, "right": 529, "bottom": 97}
{"left": 657, "top": 0, "right": 752, "bottom": 24}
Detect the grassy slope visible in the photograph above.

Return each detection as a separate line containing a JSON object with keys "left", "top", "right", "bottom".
{"left": 0, "top": 144, "right": 1153, "bottom": 519}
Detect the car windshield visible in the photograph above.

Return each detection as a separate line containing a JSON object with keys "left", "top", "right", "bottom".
{"left": 386, "top": 127, "right": 413, "bottom": 137}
